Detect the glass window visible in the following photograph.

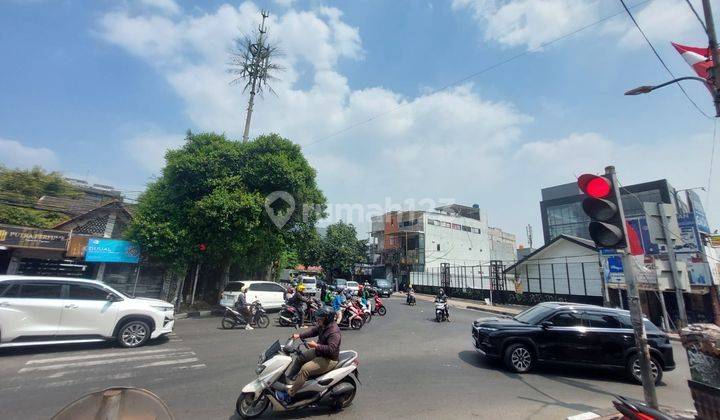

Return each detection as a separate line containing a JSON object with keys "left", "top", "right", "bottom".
{"left": 514, "top": 304, "right": 556, "bottom": 324}
{"left": 583, "top": 312, "right": 622, "bottom": 328}
{"left": 549, "top": 312, "right": 582, "bottom": 327}
{"left": 224, "top": 282, "right": 245, "bottom": 292}
{"left": 0, "top": 283, "right": 18, "bottom": 297}
{"left": 427, "top": 219, "right": 435, "bottom": 225}
{"left": 462, "top": 226, "right": 471, "bottom": 232}
{"left": 18, "top": 283, "right": 62, "bottom": 299}
{"left": 617, "top": 314, "right": 660, "bottom": 332}
{"left": 68, "top": 284, "right": 109, "bottom": 300}
{"left": 436, "top": 244, "right": 440, "bottom": 251}
{"left": 268, "top": 283, "right": 286, "bottom": 293}
{"left": 249, "top": 283, "right": 272, "bottom": 292}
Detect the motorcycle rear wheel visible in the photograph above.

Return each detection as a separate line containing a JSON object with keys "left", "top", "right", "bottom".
{"left": 236, "top": 393, "right": 269, "bottom": 418}
{"left": 221, "top": 317, "right": 236, "bottom": 329}
{"left": 333, "top": 379, "right": 357, "bottom": 410}
{"left": 256, "top": 315, "right": 270, "bottom": 329}
{"left": 278, "top": 311, "right": 292, "bottom": 327}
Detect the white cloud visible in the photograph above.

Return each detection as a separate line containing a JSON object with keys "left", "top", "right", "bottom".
{"left": 138, "top": 0, "right": 180, "bottom": 15}
{"left": 452, "top": 0, "right": 599, "bottom": 50}
{"left": 602, "top": 0, "right": 705, "bottom": 49}
{"left": 0, "top": 138, "right": 59, "bottom": 170}
{"left": 125, "top": 133, "right": 185, "bottom": 173}
{"left": 274, "top": 0, "right": 295, "bottom": 7}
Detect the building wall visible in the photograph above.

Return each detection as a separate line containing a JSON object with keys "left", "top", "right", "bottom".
{"left": 488, "top": 227, "right": 517, "bottom": 263}
{"left": 422, "top": 212, "right": 489, "bottom": 267}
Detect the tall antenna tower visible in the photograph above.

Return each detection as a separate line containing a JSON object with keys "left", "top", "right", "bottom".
{"left": 526, "top": 224, "right": 533, "bottom": 249}
{"left": 228, "top": 10, "right": 283, "bottom": 143}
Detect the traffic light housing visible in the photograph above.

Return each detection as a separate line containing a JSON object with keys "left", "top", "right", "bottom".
{"left": 578, "top": 174, "right": 626, "bottom": 249}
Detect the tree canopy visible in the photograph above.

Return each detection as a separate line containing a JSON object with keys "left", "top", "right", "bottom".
{"left": 0, "top": 166, "right": 78, "bottom": 228}
{"left": 318, "top": 221, "right": 367, "bottom": 279}
{"left": 126, "top": 132, "right": 326, "bottom": 277}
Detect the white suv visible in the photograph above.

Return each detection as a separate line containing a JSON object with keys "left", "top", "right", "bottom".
{"left": 0, "top": 275, "right": 175, "bottom": 348}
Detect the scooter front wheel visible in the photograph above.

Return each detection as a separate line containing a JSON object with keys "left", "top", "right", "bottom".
{"left": 351, "top": 318, "right": 363, "bottom": 330}
{"left": 236, "top": 392, "right": 269, "bottom": 418}
{"left": 256, "top": 315, "right": 270, "bottom": 329}
{"left": 377, "top": 306, "right": 387, "bottom": 316}
{"left": 221, "top": 317, "right": 236, "bottom": 329}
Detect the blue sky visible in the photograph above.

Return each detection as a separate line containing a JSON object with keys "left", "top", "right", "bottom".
{"left": 0, "top": 0, "right": 717, "bottom": 243}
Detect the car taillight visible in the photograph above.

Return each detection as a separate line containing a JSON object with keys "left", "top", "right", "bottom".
{"left": 352, "top": 358, "right": 359, "bottom": 366}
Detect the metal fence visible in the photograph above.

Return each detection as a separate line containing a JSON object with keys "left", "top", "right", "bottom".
{"left": 410, "top": 260, "right": 603, "bottom": 306}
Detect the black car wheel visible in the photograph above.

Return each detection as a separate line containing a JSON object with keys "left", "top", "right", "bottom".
{"left": 626, "top": 353, "right": 662, "bottom": 385}
{"left": 117, "top": 320, "right": 151, "bottom": 348}
{"left": 504, "top": 343, "right": 534, "bottom": 373}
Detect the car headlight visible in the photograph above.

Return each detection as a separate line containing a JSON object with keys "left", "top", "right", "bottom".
{"left": 255, "top": 364, "right": 266, "bottom": 376}
{"left": 151, "top": 305, "right": 174, "bottom": 312}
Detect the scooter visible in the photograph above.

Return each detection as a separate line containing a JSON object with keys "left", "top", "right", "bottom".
{"left": 278, "top": 305, "right": 302, "bottom": 327}
{"left": 612, "top": 395, "right": 673, "bottom": 420}
{"left": 236, "top": 336, "right": 360, "bottom": 419}
{"left": 406, "top": 292, "right": 416, "bottom": 306}
{"left": 338, "top": 303, "right": 364, "bottom": 330}
{"left": 222, "top": 301, "right": 270, "bottom": 329}
{"left": 372, "top": 295, "right": 387, "bottom": 316}
{"left": 435, "top": 299, "right": 449, "bottom": 322}
{"left": 351, "top": 298, "right": 372, "bottom": 324}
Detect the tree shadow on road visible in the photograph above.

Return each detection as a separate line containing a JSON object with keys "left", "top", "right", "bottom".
{"left": 0, "top": 335, "right": 174, "bottom": 357}
{"left": 228, "top": 404, "right": 354, "bottom": 419}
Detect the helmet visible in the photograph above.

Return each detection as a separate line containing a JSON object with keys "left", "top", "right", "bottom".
{"left": 297, "top": 284, "right": 306, "bottom": 292}
{"left": 314, "top": 305, "right": 336, "bottom": 322}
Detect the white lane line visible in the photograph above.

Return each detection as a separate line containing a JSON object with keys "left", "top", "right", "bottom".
{"left": 44, "top": 372, "right": 135, "bottom": 388}
{"left": 134, "top": 357, "right": 199, "bottom": 368}
{"left": 26, "top": 347, "right": 190, "bottom": 365}
{"left": 19, "top": 351, "right": 196, "bottom": 372}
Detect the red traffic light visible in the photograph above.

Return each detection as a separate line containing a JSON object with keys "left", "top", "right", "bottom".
{"left": 198, "top": 243, "right": 207, "bottom": 252}
{"left": 578, "top": 174, "right": 611, "bottom": 198}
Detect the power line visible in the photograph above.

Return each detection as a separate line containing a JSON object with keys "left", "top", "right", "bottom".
{"left": 708, "top": 118, "right": 718, "bottom": 209}
{"left": 684, "top": 0, "right": 707, "bottom": 32}
{"left": 619, "top": 0, "right": 714, "bottom": 119}
{"left": 304, "top": 0, "right": 652, "bottom": 148}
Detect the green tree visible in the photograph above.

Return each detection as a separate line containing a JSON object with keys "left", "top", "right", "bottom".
{"left": 296, "top": 228, "right": 322, "bottom": 267}
{"left": 126, "top": 131, "right": 326, "bottom": 293}
{"left": 0, "top": 166, "right": 79, "bottom": 228}
{"left": 319, "top": 221, "right": 367, "bottom": 279}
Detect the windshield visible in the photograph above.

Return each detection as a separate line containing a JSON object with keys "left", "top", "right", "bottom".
{"left": 347, "top": 281, "right": 358, "bottom": 287}
{"left": 513, "top": 305, "right": 556, "bottom": 325}
{"left": 224, "top": 283, "right": 244, "bottom": 292}
{"left": 375, "top": 280, "right": 390, "bottom": 288}
{"left": 260, "top": 340, "right": 281, "bottom": 364}
{"left": 335, "top": 279, "right": 347, "bottom": 286}
{"left": 302, "top": 278, "right": 316, "bottom": 284}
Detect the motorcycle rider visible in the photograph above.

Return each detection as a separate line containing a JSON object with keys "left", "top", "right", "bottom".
{"left": 332, "top": 290, "right": 346, "bottom": 323}
{"left": 234, "top": 288, "right": 254, "bottom": 330}
{"left": 406, "top": 285, "right": 415, "bottom": 304}
{"left": 436, "top": 288, "right": 449, "bottom": 321}
{"left": 276, "top": 306, "right": 341, "bottom": 404}
{"left": 287, "top": 284, "right": 309, "bottom": 327}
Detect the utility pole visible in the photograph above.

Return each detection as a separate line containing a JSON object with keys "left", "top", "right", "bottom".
{"left": 607, "top": 166, "right": 659, "bottom": 409}
{"left": 228, "top": 10, "right": 283, "bottom": 142}
{"left": 657, "top": 203, "right": 688, "bottom": 327}
{"left": 702, "top": 0, "right": 720, "bottom": 116}
{"left": 526, "top": 224, "right": 533, "bottom": 249}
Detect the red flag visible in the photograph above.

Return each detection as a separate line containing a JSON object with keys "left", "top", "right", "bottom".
{"left": 625, "top": 222, "right": 644, "bottom": 256}
{"left": 672, "top": 42, "right": 715, "bottom": 93}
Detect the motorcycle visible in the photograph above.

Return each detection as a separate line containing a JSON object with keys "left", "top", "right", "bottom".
{"left": 352, "top": 297, "right": 372, "bottom": 324}
{"left": 236, "top": 336, "right": 360, "bottom": 418}
{"left": 222, "top": 301, "right": 270, "bottom": 329}
{"left": 435, "top": 299, "right": 449, "bottom": 322}
{"left": 278, "top": 305, "right": 302, "bottom": 327}
{"left": 406, "top": 292, "right": 416, "bottom": 306}
{"left": 338, "top": 302, "right": 364, "bottom": 330}
{"left": 372, "top": 295, "right": 387, "bottom": 316}
{"left": 612, "top": 395, "right": 673, "bottom": 420}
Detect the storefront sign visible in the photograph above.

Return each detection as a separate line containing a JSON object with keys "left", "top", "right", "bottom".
{"left": 686, "top": 190, "right": 710, "bottom": 234}
{"left": 66, "top": 235, "right": 90, "bottom": 258}
{"left": 677, "top": 214, "right": 702, "bottom": 254}
{"left": 0, "top": 224, "right": 69, "bottom": 250}
{"left": 85, "top": 238, "right": 140, "bottom": 263}
{"left": 676, "top": 252, "right": 712, "bottom": 286}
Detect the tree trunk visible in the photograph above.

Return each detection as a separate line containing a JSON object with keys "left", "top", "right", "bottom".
{"left": 221, "top": 260, "right": 231, "bottom": 289}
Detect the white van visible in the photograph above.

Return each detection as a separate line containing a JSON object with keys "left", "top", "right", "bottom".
{"left": 219, "top": 281, "right": 287, "bottom": 310}
{"left": 299, "top": 276, "right": 318, "bottom": 295}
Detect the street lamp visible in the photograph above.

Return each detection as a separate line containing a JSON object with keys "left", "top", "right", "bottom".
{"left": 624, "top": 76, "right": 708, "bottom": 96}
{"left": 673, "top": 186, "right": 706, "bottom": 215}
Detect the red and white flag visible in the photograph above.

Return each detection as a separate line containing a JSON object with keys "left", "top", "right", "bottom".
{"left": 672, "top": 42, "right": 713, "bottom": 80}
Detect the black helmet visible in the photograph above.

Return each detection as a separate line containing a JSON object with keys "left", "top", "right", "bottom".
{"left": 314, "top": 305, "right": 336, "bottom": 322}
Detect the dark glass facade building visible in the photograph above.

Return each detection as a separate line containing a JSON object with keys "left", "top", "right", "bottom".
{"left": 540, "top": 179, "right": 684, "bottom": 244}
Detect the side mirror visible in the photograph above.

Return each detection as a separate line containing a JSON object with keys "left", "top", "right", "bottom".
{"left": 540, "top": 321, "right": 553, "bottom": 329}
{"left": 106, "top": 293, "right": 120, "bottom": 302}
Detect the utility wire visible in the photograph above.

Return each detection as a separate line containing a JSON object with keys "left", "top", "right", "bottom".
{"left": 619, "top": 0, "right": 714, "bottom": 119}
{"left": 684, "top": 0, "right": 707, "bottom": 32}
{"left": 707, "top": 118, "right": 717, "bottom": 209}
{"left": 304, "top": 0, "right": 652, "bottom": 148}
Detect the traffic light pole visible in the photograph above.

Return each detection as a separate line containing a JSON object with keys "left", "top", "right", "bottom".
{"left": 606, "top": 166, "right": 659, "bottom": 409}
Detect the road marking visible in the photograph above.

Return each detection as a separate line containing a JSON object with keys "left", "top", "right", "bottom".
{"left": 19, "top": 351, "right": 196, "bottom": 372}
{"left": 44, "top": 372, "right": 135, "bottom": 388}
{"left": 135, "top": 357, "right": 199, "bottom": 368}
{"left": 26, "top": 347, "right": 190, "bottom": 364}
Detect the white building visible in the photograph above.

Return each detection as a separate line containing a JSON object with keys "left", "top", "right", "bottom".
{"left": 370, "top": 204, "right": 515, "bottom": 270}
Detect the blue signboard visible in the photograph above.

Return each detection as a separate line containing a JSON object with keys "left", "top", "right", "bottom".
{"left": 607, "top": 255, "right": 623, "bottom": 273}
{"left": 686, "top": 190, "right": 710, "bottom": 234}
{"left": 85, "top": 238, "right": 140, "bottom": 263}
{"left": 677, "top": 214, "right": 702, "bottom": 254}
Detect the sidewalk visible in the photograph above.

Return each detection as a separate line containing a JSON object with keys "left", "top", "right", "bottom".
{"left": 401, "top": 292, "right": 681, "bottom": 342}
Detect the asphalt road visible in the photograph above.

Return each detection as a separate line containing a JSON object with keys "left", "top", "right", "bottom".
{"left": 0, "top": 297, "right": 693, "bottom": 419}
